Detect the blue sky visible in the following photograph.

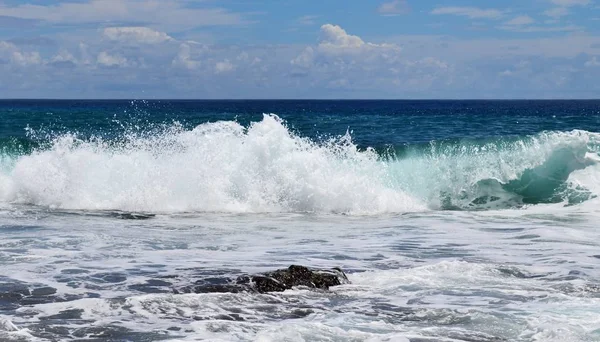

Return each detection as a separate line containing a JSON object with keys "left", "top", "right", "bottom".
{"left": 0, "top": 0, "right": 599, "bottom": 98}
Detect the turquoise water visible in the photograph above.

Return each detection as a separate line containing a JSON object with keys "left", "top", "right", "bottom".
{"left": 1, "top": 100, "right": 600, "bottom": 341}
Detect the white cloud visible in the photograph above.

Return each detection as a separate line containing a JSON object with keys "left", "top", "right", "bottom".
{"left": 215, "top": 60, "right": 234, "bottom": 73}
{"left": 319, "top": 24, "right": 366, "bottom": 49}
{"left": 11, "top": 50, "right": 41, "bottom": 66}
{"left": 0, "top": 41, "right": 42, "bottom": 66}
{"left": 316, "top": 24, "right": 400, "bottom": 54}
{"left": 172, "top": 43, "right": 201, "bottom": 70}
{"left": 97, "top": 51, "right": 127, "bottom": 67}
{"left": 585, "top": 56, "right": 600, "bottom": 67}
{"left": 377, "top": 1, "right": 409, "bottom": 16}
{"left": 50, "top": 50, "right": 77, "bottom": 65}
{"left": 287, "top": 24, "right": 454, "bottom": 95}
{"left": 0, "top": 0, "right": 246, "bottom": 31}
{"left": 291, "top": 24, "right": 401, "bottom": 70}
{"left": 103, "top": 27, "right": 173, "bottom": 44}
{"left": 3, "top": 19, "right": 600, "bottom": 99}
{"left": 504, "top": 15, "right": 535, "bottom": 26}
{"left": 51, "top": 50, "right": 75, "bottom": 63}
{"left": 431, "top": 7, "right": 505, "bottom": 19}
{"left": 78, "top": 43, "right": 93, "bottom": 66}
{"left": 290, "top": 46, "right": 314, "bottom": 68}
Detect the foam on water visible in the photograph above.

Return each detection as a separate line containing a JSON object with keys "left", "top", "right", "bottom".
{"left": 1, "top": 115, "right": 600, "bottom": 214}
{"left": 2, "top": 103, "right": 600, "bottom": 341}
{"left": 0, "top": 115, "right": 422, "bottom": 214}
{"left": 8, "top": 259, "right": 600, "bottom": 341}
{"left": 0, "top": 207, "right": 599, "bottom": 341}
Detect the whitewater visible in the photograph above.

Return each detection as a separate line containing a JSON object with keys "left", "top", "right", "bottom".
{"left": 1, "top": 101, "right": 600, "bottom": 341}
{"left": 2, "top": 114, "right": 600, "bottom": 213}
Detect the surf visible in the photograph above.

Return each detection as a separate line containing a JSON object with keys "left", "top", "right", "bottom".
{"left": 0, "top": 114, "right": 598, "bottom": 214}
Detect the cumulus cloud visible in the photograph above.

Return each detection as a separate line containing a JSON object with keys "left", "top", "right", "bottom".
{"left": 103, "top": 27, "right": 173, "bottom": 44}
{"left": 2, "top": 17, "right": 600, "bottom": 99}
{"left": 172, "top": 43, "right": 201, "bottom": 70}
{"left": 291, "top": 24, "right": 403, "bottom": 73}
{"left": 291, "top": 47, "right": 315, "bottom": 69}
{"left": 11, "top": 50, "right": 41, "bottom": 66}
{"left": 215, "top": 60, "right": 234, "bottom": 73}
{"left": 0, "top": 41, "right": 42, "bottom": 66}
{"left": 287, "top": 24, "right": 456, "bottom": 96}
{"left": 47, "top": 49, "right": 78, "bottom": 68}
{"left": 319, "top": 24, "right": 366, "bottom": 49}
{"left": 97, "top": 51, "right": 127, "bottom": 67}
{"left": 51, "top": 50, "right": 76, "bottom": 63}
{"left": 318, "top": 24, "right": 399, "bottom": 53}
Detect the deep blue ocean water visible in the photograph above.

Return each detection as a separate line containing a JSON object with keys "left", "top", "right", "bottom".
{"left": 2, "top": 100, "right": 600, "bottom": 146}
{"left": 1, "top": 100, "right": 600, "bottom": 341}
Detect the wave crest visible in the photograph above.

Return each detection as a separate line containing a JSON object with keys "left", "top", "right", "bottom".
{"left": 0, "top": 115, "right": 421, "bottom": 214}
{"left": 0, "top": 115, "right": 599, "bottom": 214}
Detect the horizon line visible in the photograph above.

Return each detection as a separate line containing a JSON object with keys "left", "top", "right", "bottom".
{"left": 1, "top": 98, "right": 600, "bottom": 101}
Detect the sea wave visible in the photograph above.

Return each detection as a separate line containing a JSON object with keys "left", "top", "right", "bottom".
{"left": 0, "top": 114, "right": 598, "bottom": 214}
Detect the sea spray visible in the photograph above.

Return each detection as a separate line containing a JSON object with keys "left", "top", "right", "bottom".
{"left": 0, "top": 115, "right": 599, "bottom": 213}
{"left": 0, "top": 115, "right": 421, "bottom": 213}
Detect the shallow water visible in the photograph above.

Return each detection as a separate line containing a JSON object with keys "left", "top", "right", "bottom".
{"left": 0, "top": 206, "right": 599, "bottom": 341}
{"left": 1, "top": 100, "right": 600, "bottom": 341}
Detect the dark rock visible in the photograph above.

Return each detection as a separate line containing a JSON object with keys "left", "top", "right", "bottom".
{"left": 31, "top": 287, "right": 57, "bottom": 296}
{"left": 111, "top": 212, "right": 155, "bottom": 220}
{"left": 247, "top": 265, "right": 349, "bottom": 292}
{"left": 174, "top": 265, "right": 349, "bottom": 294}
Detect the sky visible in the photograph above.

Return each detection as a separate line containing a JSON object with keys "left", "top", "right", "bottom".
{"left": 0, "top": 0, "right": 600, "bottom": 99}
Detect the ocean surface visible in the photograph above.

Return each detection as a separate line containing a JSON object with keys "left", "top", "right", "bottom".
{"left": 1, "top": 99, "right": 600, "bottom": 341}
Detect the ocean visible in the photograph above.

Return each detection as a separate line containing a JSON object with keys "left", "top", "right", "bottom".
{"left": 1, "top": 100, "right": 600, "bottom": 341}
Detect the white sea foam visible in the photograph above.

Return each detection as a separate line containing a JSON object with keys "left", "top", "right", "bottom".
{"left": 0, "top": 115, "right": 599, "bottom": 214}
{"left": 1, "top": 208, "right": 599, "bottom": 341}
{"left": 0, "top": 115, "right": 422, "bottom": 214}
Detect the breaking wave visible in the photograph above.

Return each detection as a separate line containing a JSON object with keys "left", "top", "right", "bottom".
{"left": 0, "top": 114, "right": 599, "bottom": 214}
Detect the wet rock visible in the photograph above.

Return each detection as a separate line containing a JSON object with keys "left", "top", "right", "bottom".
{"left": 175, "top": 265, "right": 349, "bottom": 294}
{"left": 245, "top": 265, "right": 349, "bottom": 292}
{"left": 31, "top": 287, "right": 57, "bottom": 296}
{"left": 111, "top": 212, "right": 155, "bottom": 220}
